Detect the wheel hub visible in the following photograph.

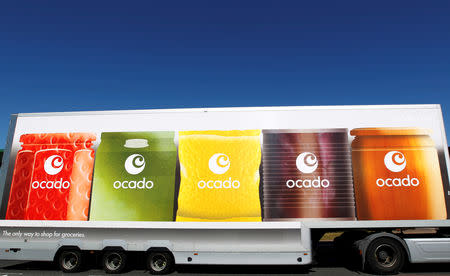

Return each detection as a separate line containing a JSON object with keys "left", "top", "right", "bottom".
{"left": 106, "top": 253, "right": 123, "bottom": 270}
{"left": 374, "top": 244, "right": 397, "bottom": 267}
{"left": 151, "top": 254, "right": 167, "bottom": 271}
{"left": 62, "top": 253, "right": 78, "bottom": 270}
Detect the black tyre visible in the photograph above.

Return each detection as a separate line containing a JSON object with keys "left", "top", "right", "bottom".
{"left": 146, "top": 251, "right": 174, "bottom": 275}
{"left": 102, "top": 251, "right": 127, "bottom": 274}
{"left": 58, "top": 249, "right": 83, "bottom": 273}
{"left": 365, "top": 238, "right": 405, "bottom": 275}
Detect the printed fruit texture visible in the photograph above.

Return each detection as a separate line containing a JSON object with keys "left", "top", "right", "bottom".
{"left": 176, "top": 130, "right": 262, "bottom": 222}
{"left": 67, "top": 149, "right": 95, "bottom": 220}
{"left": 89, "top": 132, "right": 177, "bottom": 221}
{"left": 26, "top": 149, "right": 74, "bottom": 220}
{"left": 351, "top": 128, "right": 447, "bottom": 220}
{"left": 6, "top": 133, "right": 96, "bottom": 220}
{"left": 5, "top": 151, "right": 33, "bottom": 219}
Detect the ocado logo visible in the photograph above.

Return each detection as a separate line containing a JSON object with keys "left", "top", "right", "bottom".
{"left": 33, "top": 155, "right": 68, "bottom": 189}
{"left": 208, "top": 153, "right": 230, "bottom": 175}
{"left": 44, "top": 155, "right": 64, "bottom": 175}
{"left": 287, "top": 152, "right": 329, "bottom": 189}
{"left": 384, "top": 151, "right": 406, "bottom": 172}
{"left": 377, "top": 151, "right": 419, "bottom": 187}
{"left": 296, "top": 152, "right": 318, "bottom": 174}
{"left": 124, "top": 154, "right": 146, "bottom": 175}
{"left": 114, "top": 154, "right": 152, "bottom": 189}
{"left": 198, "top": 153, "right": 239, "bottom": 189}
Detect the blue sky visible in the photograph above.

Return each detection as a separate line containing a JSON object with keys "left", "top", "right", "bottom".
{"left": 0, "top": 1, "right": 449, "bottom": 146}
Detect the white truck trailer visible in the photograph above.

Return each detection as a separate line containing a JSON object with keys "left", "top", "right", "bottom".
{"left": 0, "top": 104, "right": 449, "bottom": 274}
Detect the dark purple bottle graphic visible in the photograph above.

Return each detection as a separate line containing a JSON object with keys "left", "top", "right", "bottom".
{"left": 262, "top": 129, "right": 355, "bottom": 220}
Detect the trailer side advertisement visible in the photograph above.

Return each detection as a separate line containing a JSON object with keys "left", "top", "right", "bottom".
{"left": 1, "top": 106, "right": 449, "bottom": 222}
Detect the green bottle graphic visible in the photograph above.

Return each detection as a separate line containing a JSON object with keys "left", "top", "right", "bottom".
{"left": 89, "top": 132, "right": 177, "bottom": 221}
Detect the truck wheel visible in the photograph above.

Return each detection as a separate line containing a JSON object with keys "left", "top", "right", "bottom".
{"left": 58, "top": 250, "right": 83, "bottom": 273}
{"left": 365, "top": 238, "right": 405, "bottom": 275}
{"left": 147, "top": 251, "right": 174, "bottom": 275}
{"left": 103, "top": 251, "right": 127, "bottom": 274}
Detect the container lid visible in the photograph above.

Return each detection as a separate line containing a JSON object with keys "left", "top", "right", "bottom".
{"left": 100, "top": 132, "right": 175, "bottom": 150}
{"left": 20, "top": 133, "right": 96, "bottom": 145}
{"left": 350, "top": 127, "right": 431, "bottom": 136}
{"left": 101, "top": 131, "right": 174, "bottom": 141}
{"left": 124, "top": 139, "right": 149, "bottom": 148}
{"left": 263, "top": 128, "right": 348, "bottom": 134}
{"left": 180, "top": 130, "right": 260, "bottom": 137}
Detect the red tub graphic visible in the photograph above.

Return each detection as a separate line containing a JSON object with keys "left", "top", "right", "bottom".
{"left": 6, "top": 133, "right": 96, "bottom": 220}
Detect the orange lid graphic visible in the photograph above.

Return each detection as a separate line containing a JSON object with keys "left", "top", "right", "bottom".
{"left": 350, "top": 127, "right": 431, "bottom": 136}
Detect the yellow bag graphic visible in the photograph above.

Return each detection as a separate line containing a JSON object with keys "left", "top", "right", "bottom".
{"left": 176, "top": 130, "right": 262, "bottom": 221}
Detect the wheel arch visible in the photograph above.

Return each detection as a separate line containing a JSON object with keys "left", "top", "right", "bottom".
{"left": 53, "top": 245, "right": 82, "bottom": 262}
{"left": 146, "top": 247, "right": 174, "bottom": 260}
{"left": 102, "top": 246, "right": 126, "bottom": 252}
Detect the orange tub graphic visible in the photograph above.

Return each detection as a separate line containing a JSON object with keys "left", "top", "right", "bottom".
{"left": 351, "top": 128, "right": 447, "bottom": 220}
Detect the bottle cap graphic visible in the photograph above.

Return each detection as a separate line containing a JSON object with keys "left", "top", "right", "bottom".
{"left": 124, "top": 139, "right": 149, "bottom": 148}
